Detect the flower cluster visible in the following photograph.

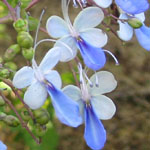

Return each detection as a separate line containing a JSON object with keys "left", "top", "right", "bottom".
{"left": 0, "top": 0, "right": 149, "bottom": 149}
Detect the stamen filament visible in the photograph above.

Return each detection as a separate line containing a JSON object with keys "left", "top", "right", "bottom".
{"left": 83, "top": 71, "right": 93, "bottom": 87}
{"left": 103, "top": 50, "right": 119, "bottom": 65}
{"left": 34, "top": 9, "right": 45, "bottom": 47}
{"left": 33, "top": 39, "right": 74, "bottom": 57}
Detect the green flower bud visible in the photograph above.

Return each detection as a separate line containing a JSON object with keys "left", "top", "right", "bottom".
{"left": 0, "top": 69, "right": 10, "bottom": 78}
{"left": 4, "top": 44, "right": 20, "bottom": 61}
{"left": 33, "top": 108, "right": 50, "bottom": 125}
{"left": 4, "top": 62, "right": 17, "bottom": 71}
{"left": 3, "top": 115, "right": 20, "bottom": 127}
{"left": 128, "top": 18, "right": 143, "bottom": 29}
{"left": 21, "top": 109, "right": 30, "bottom": 121}
{"left": 17, "top": 31, "right": 33, "bottom": 48}
{"left": 0, "top": 112, "right": 7, "bottom": 120}
{"left": 0, "top": 96, "right": 5, "bottom": 106}
{"left": 35, "top": 124, "right": 47, "bottom": 137}
{"left": 13, "top": 19, "right": 28, "bottom": 32}
{"left": 22, "top": 47, "right": 34, "bottom": 60}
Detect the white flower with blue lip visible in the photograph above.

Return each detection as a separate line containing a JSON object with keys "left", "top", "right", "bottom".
{"left": 116, "top": 0, "right": 150, "bottom": 51}
{"left": 0, "top": 141, "right": 7, "bottom": 150}
{"left": 13, "top": 47, "right": 82, "bottom": 127}
{"left": 46, "top": 0, "right": 108, "bottom": 71}
{"left": 73, "top": 0, "right": 112, "bottom": 8}
{"left": 62, "top": 64, "right": 117, "bottom": 149}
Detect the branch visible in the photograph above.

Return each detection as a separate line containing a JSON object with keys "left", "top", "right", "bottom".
{"left": 0, "top": 14, "right": 12, "bottom": 24}
{"left": 67, "top": 62, "right": 80, "bottom": 88}
{"left": 2, "top": 79, "right": 35, "bottom": 122}
{"left": 0, "top": 91, "right": 40, "bottom": 144}
{"left": 2, "top": 0, "right": 17, "bottom": 21}
{"left": 25, "top": 0, "right": 41, "bottom": 11}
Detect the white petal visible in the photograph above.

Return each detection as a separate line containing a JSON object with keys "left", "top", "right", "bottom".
{"left": 46, "top": 16, "right": 70, "bottom": 38}
{"left": 80, "top": 28, "right": 108, "bottom": 47}
{"left": 73, "top": 7, "right": 104, "bottom": 32}
{"left": 89, "top": 71, "right": 117, "bottom": 95}
{"left": 54, "top": 35, "right": 77, "bottom": 62}
{"left": 39, "top": 47, "right": 60, "bottom": 73}
{"left": 62, "top": 85, "right": 84, "bottom": 120}
{"left": 94, "top": 0, "right": 112, "bottom": 8}
{"left": 62, "top": 85, "right": 81, "bottom": 101}
{"left": 91, "top": 95, "right": 116, "bottom": 120}
{"left": 44, "top": 70, "right": 62, "bottom": 89}
{"left": 134, "top": 13, "right": 145, "bottom": 23}
{"left": 117, "top": 13, "right": 133, "bottom": 41}
{"left": 13, "top": 66, "right": 34, "bottom": 89}
{"left": 24, "top": 81, "right": 47, "bottom": 110}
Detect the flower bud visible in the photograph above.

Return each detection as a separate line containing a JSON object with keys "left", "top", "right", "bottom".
{"left": 4, "top": 62, "right": 17, "bottom": 71}
{"left": 22, "top": 47, "right": 34, "bottom": 60}
{"left": 0, "top": 96, "right": 5, "bottom": 106}
{"left": 17, "top": 31, "right": 33, "bottom": 48}
{"left": 33, "top": 108, "right": 50, "bottom": 125}
{"left": 3, "top": 115, "right": 20, "bottom": 127}
{"left": 21, "top": 109, "right": 31, "bottom": 121}
{"left": 128, "top": 18, "right": 143, "bottom": 29}
{"left": 4, "top": 44, "right": 20, "bottom": 61}
{"left": 35, "top": 124, "right": 47, "bottom": 137}
{"left": 0, "top": 69, "right": 10, "bottom": 78}
{"left": 13, "top": 19, "right": 28, "bottom": 32}
{"left": 0, "top": 112, "right": 7, "bottom": 120}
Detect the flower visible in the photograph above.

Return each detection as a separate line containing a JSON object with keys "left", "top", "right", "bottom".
{"left": 62, "top": 64, "right": 117, "bottom": 149}
{"left": 73, "top": 0, "right": 112, "bottom": 8}
{"left": 0, "top": 141, "right": 7, "bottom": 150}
{"left": 116, "top": 0, "right": 150, "bottom": 51}
{"left": 115, "top": 0, "right": 149, "bottom": 15}
{"left": 46, "top": 0, "right": 108, "bottom": 70}
{"left": 13, "top": 47, "right": 82, "bottom": 127}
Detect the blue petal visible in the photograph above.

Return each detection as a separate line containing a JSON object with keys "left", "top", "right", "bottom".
{"left": 0, "top": 141, "right": 7, "bottom": 150}
{"left": 115, "top": 0, "right": 149, "bottom": 14}
{"left": 77, "top": 38, "right": 106, "bottom": 71}
{"left": 135, "top": 24, "right": 150, "bottom": 51}
{"left": 47, "top": 83, "right": 82, "bottom": 127}
{"left": 84, "top": 105, "right": 106, "bottom": 150}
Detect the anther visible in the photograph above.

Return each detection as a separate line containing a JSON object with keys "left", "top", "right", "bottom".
{"left": 73, "top": 0, "right": 78, "bottom": 8}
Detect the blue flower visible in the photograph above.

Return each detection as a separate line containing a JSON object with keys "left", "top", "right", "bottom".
{"left": 13, "top": 47, "right": 82, "bottom": 127}
{"left": 63, "top": 64, "right": 117, "bottom": 149}
{"left": 0, "top": 141, "right": 7, "bottom": 150}
{"left": 46, "top": 0, "right": 108, "bottom": 70}
{"left": 117, "top": 11, "right": 150, "bottom": 51}
{"left": 115, "top": 0, "right": 149, "bottom": 14}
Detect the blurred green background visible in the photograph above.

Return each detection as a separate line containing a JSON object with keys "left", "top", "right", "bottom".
{"left": 0, "top": 0, "right": 150, "bottom": 150}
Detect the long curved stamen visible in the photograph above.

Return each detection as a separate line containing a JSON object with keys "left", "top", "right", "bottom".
{"left": 34, "top": 39, "right": 74, "bottom": 57}
{"left": 62, "top": 0, "right": 78, "bottom": 37}
{"left": 34, "top": 9, "right": 45, "bottom": 47}
{"left": 103, "top": 50, "right": 119, "bottom": 65}
{"left": 94, "top": 71, "right": 99, "bottom": 87}
{"left": 78, "top": 63, "right": 84, "bottom": 84}
{"left": 83, "top": 71, "right": 93, "bottom": 87}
